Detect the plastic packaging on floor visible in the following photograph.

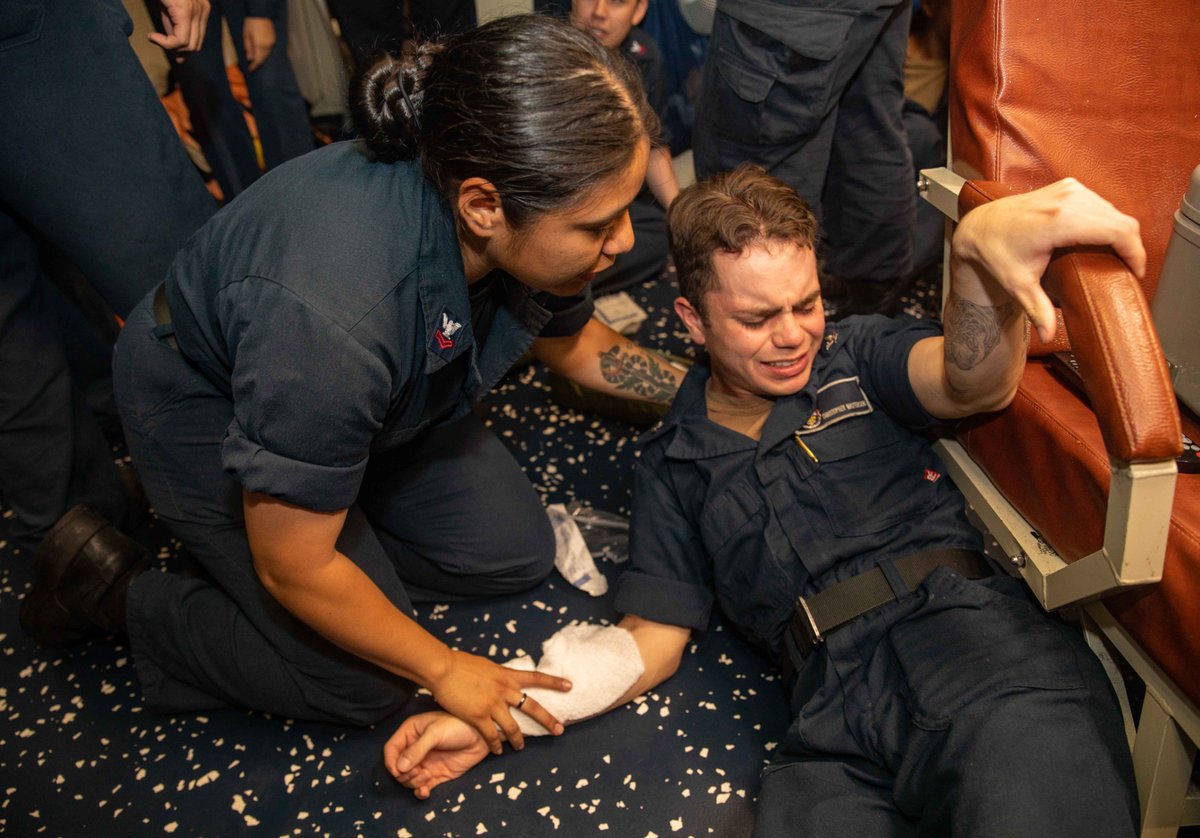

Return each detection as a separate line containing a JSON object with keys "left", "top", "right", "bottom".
{"left": 547, "top": 502, "right": 632, "bottom": 596}
{"left": 566, "top": 500, "right": 630, "bottom": 564}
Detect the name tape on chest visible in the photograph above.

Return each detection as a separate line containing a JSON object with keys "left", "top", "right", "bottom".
{"left": 796, "top": 376, "right": 874, "bottom": 435}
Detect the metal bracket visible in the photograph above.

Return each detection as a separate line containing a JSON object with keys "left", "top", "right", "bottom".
{"left": 918, "top": 167, "right": 966, "bottom": 222}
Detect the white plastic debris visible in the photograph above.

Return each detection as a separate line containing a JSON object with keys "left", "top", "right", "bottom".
{"left": 546, "top": 504, "right": 607, "bottom": 596}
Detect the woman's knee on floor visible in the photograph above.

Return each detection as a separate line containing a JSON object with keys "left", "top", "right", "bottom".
{"left": 485, "top": 510, "right": 556, "bottom": 593}
{"left": 305, "top": 666, "right": 418, "bottom": 727}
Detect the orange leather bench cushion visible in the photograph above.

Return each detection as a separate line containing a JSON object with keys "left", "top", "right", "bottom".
{"left": 960, "top": 364, "right": 1200, "bottom": 708}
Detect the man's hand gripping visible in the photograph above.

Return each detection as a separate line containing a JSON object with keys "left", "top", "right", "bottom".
{"left": 951, "top": 177, "right": 1146, "bottom": 343}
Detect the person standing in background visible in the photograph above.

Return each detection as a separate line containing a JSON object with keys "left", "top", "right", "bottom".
{"left": 0, "top": 0, "right": 216, "bottom": 562}
{"left": 151, "top": 0, "right": 314, "bottom": 199}
{"left": 572, "top": 0, "right": 681, "bottom": 295}
{"left": 692, "top": 0, "right": 915, "bottom": 317}
{"left": 325, "top": 0, "right": 477, "bottom": 70}
{"left": 903, "top": 0, "right": 951, "bottom": 280}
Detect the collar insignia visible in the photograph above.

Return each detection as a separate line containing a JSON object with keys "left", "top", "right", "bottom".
{"left": 430, "top": 307, "right": 465, "bottom": 360}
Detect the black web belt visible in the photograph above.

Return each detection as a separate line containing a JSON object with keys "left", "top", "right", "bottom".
{"left": 785, "top": 548, "right": 991, "bottom": 672}
{"left": 153, "top": 283, "right": 179, "bottom": 352}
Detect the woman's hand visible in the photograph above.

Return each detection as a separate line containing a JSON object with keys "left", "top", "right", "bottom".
{"left": 428, "top": 649, "right": 570, "bottom": 754}
{"left": 384, "top": 712, "right": 490, "bottom": 799}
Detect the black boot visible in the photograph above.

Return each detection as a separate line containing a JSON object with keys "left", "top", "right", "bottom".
{"left": 19, "top": 504, "right": 147, "bottom": 647}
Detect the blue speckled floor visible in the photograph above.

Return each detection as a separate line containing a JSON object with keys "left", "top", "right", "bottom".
{"left": 0, "top": 267, "right": 945, "bottom": 837}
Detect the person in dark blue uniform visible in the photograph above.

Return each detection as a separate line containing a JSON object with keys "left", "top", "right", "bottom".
{"left": 571, "top": 0, "right": 681, "bottom": 295}
{"left": 0, "top": 0, "right": 216, "bottom": 555}
{"left": 693, "top": 0, "right": 916, "bottom": 316}
{"left": 153, "top": 0, "right": 314, "bottom": 199}
{"left": 20, "top": 15, "right": 683, "bottom": 757}
{"left": 382, "top": 166, "right": 1144, "bottom": 834}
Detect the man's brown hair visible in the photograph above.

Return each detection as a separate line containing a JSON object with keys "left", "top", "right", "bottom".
{"left": 667, "top": 164, "right": 818, "bottom": 319}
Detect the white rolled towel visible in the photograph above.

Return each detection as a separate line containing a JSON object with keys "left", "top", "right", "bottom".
{"left": 505, "top": 623, "right": 645, "bottom": 735}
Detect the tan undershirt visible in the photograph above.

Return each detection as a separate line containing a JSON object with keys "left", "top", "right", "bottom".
{"left": 704, "top": 380, "right": 775, "bottom": 442}
{"left": 904, "top": 53, "right": 948, "bottom": 115}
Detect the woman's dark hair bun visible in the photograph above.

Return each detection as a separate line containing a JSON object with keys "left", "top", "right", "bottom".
{"left": 349, "top": 43, "right": 442, "bottom": 163}
{"left": 345, "top": 15, "right": 658, "bottom": 231}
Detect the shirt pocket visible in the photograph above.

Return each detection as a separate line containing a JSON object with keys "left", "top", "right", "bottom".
{"left": 372, "top": 355, "right": 470, "bottom": 450}
{"left": 703, "top": 479, "right": 792, "bottom": 648}
{"left": 802, "top": 412, "right": 935, "bottom": 537}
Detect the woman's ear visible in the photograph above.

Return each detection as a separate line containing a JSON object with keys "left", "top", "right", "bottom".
{"left": 457, "top": 178, "right": 507, "bottom": 239}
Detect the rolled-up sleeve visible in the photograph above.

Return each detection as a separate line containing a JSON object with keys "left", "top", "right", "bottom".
{"left": 850, "top": 314, "right": 944, "bottom": 430}
{"left": 220, "top": 280, "right": 393, "bottom": 511}
{"left": 614, "top": 454, "right": 714, "bottom": 630}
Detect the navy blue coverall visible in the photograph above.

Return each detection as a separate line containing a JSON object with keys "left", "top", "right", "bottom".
{"left": 0, "top": 0, "right": 215, "bottom": 549}
{"left": 615, "top": 316, "right": 1137, "bottom": 837}
{"left": 692, "top": 0, "right": 915, "bottom": 285}
{"left": 113, "top": 142, "right": 592, "bottom": 725}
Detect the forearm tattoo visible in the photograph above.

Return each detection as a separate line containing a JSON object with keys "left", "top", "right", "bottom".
{"left": 944, "top": 292, "right": 1017, "bottom": 371}
{"left": 598, "top": 345, "right": 677, "bottom": 403}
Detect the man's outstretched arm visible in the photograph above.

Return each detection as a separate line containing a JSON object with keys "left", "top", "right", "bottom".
{"left": 384, "top": 615, "right": 691, "bottom": 799}
{"left": 908, "top": 178, "right": 1145, "bottom": 420}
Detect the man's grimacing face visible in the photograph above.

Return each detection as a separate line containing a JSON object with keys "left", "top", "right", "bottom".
{"left": 675, "top": 240, "right": 826, "bottom": 400}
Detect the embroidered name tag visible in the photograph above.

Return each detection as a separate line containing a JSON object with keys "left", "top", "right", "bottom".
{"left": 429, "top": 307, "right": 465, "bottom": 362}
{"left": 796, "top": 376, "right": 873, "bottom": 435}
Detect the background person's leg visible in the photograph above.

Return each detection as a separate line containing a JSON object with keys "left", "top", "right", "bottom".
{"left": 902, "top": 100, "right": 947, "bottom": 280}
{"left": 692, "top": 0, "right": 908, "bottom": 290}
{"left": 408, "top": 0, "right": 477, "bottom": 39}
{"left": 322, "top": 0, "right": 408, "bottom": 68}
{"left": 0, "top": 210, "right": 125, "bottom": 548}
{"left": 0, "top": 0, "right": 214, "bottom": 549}
{"left": 0, "top": 0, "right": 216, "bottom": 316}
{"left": 358, "top": 413, "right": 556, "bottom": 602}
{"left": 820, "top": 0, "right": 914, "bottom": 293}
{"left": 222, "top": 0, "right": 314, "bottom": 170}
{"left": 162, "top": 0, "right": 265, "bottom": 198}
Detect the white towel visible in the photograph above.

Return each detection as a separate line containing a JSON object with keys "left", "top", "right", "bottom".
{"left": 505, "top": 623, "right": 645, "bottom": 735}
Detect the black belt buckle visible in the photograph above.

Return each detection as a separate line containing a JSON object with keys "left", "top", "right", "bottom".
{"left": 789, "top": 594, "right": 823, "bottom": 658}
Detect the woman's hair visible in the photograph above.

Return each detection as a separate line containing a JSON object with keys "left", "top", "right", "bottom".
{"left": 349, "top": 14, "right": 659, "bottom": 229}
{"left": 668, "top": 164, "right": 818, "bottom": 320}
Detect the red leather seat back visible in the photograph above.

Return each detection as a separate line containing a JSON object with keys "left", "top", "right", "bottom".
{"left": 950, "top": 0, "right": 1200, "bottom": 299}
{"left": 949, "top": 0, "right": 1200, "bottom": 709}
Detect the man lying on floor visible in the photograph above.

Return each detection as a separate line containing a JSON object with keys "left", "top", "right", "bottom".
{"left": 382, "top": 164, "right": 1144, "bottom": 837}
